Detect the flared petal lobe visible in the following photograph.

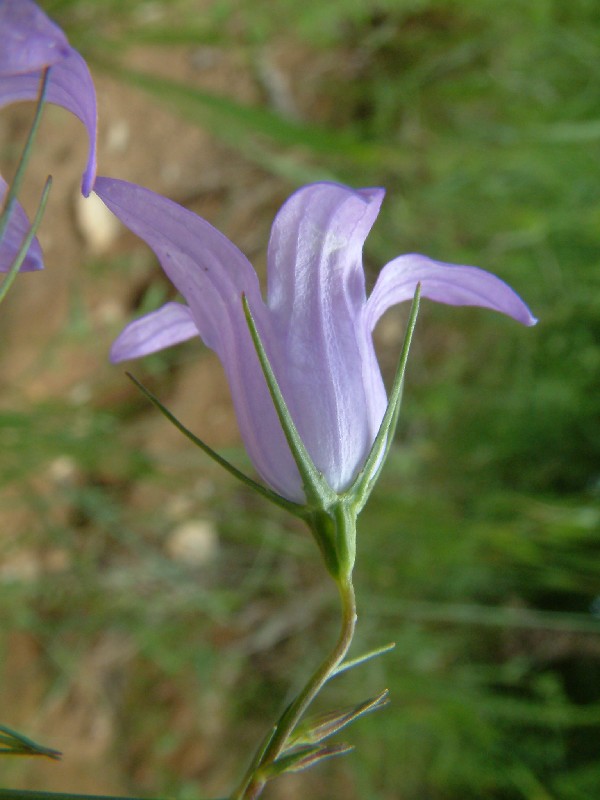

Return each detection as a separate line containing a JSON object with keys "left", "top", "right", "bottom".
{"left": 110, "top": 302, "right": 198, "bottom": 362}
{"left": 0, "top": 177, "right": 43, "bottom": 272}
{"left": 366, "top": 253, "right": 537, "bottom": 331}
{"left": 94, "top": 177, "right": 264, "bottom": 352}
{"left": 265, "top": 183, "right": 388, "bottom": 493}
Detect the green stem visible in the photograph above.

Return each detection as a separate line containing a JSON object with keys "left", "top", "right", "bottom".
{"left": 0, "top": 176, "right": 52, "bottom": 305}
{"left": 0, "top": 68, "right": 52, "bottom": 307}
{"left": 231, "top": 576, "right": 357, "bottom": 800}
{"left": 0, "top": 68, "right": 50, "bottom": 244}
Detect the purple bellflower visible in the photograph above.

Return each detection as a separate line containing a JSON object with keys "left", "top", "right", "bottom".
{"left": 0, "top": 0, "right": 98, "bottom": 273}
{"left": 0, "top": 0, "right": 98, "bottom": 196}
{"left": 95, "top": 178, "right": 536, "bottom": 504}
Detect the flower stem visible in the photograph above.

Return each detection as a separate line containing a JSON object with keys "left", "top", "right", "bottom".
{"left": 0, "top": 68, "right": 50, "bottom": 244}
{"left": 231, "top": 576, "right": 357, "bottom": 800}
{"left": 0, "top": 175, "right": 52, "bottom": 304}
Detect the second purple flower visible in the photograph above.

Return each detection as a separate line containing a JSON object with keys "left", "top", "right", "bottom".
{"left": 0, "top": 0, "right": 98, "bottom": 274}
{"left": 0, "top": 0, "right": 98, "bottom": 196}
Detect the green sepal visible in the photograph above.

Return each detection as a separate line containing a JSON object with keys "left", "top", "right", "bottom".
{"left": 268, "top": 741, "right": 353, "bottom": 777}
{"left": 126, "top": 369, "right": 344, "bottom": 579}
{"left": 125, "top": 372, "right": 303, "bottom": 517}
{"left": 0, "top": 724, "right": 60, "bottom": 760}
{"left": 305, "top": 501, "right": 356, "bottom": 581}
{"left": 347, "top": 283, "right": 421, "bottom": 513}
{"left": 242, "top": 295, "right": 349, "bottom": 577}
{"left": 287, "top": 689, "right": 390, "bottom": 748}
{"left": 241, "top": 295, "right": 337, "bottom": 511}
{"left": 332, "top": 641, "right": 396, "bottom": 678}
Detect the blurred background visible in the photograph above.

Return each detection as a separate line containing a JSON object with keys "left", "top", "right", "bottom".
{"left": 1, "top": 0, "right": 599, "bottom": 798}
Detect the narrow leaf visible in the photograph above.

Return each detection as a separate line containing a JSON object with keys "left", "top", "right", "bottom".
{"left": 104, "top": 64, "right": 401, "bottom": 170}
{"left": 0, "top": 724, "right": 61, "bottom": 760}
{"left": 289, "top": 689, "right": 390, "bottom": 747}
{"left": 0, "top": 791, "right": 214, "bottom": 800}
{"left": 269, "top": 742, "right": 353, "bottom": 777}
{"left": 242, "top": 295, "right": 336, "bottom": 508}
{"left": 126, "top": 372, "right": 302, "bottom": 516}
{"left": 349, "top": 284, "right": 421, "bottom": 511}
{"left": 332, "top": 641, "right": 396, "bottom": 678}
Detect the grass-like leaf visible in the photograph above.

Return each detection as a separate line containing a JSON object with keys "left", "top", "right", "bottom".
{"left": 98, "top": 64, "right": 403, "bottom": 176}
{"left": 288, "top": 689, "right": 390, "bottom": 747}
{"left": 332, "top": 641, "right": 396, "bottom": 678}
{"left": 126, "top": 371, "right": 302, "bottom": 516}
{"left": 0, "top": 724, "right": 61, "bottom": 760}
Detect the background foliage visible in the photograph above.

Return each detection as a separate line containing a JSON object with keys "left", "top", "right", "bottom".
{"left": 1, "top": 0, "right": 599, "bottom": 798}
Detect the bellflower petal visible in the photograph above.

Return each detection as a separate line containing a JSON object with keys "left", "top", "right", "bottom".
{"left": 0, "top": 0, "right": 69, "bottom": 75}
{"left": 94, "top": 176, "right": 301, "bottom": 498}
{"left": 111, "top": 302, "right": 198, "bottom": 362}
{"left": 366, "top": 253, "right": 538, "bottom": 330}
{"left": 97, "top": 178, "right": 536, "bottom": 503}
{"left": 0, "top": 0, "right": 98, "bottom": 196}
{"left": 265, "top": 183, "right": 388, "bottom": 494}
{"left": 0, "top": 176, "right": 43, "bottom": 271}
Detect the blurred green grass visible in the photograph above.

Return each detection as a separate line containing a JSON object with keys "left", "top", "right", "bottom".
{"left": 2, "top": 0, "right": 600, "bottom": 798}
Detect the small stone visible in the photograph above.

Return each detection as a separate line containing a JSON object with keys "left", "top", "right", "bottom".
{"left": 105, "top": 119, "right": 130, "bottom": 154}
{"left": 48, "top": 455, "right": 79, "bottom": 485}
{"left": 76, "top": 191, "right": 122, "bottom": 255}
{"left": 166, "top": 520, "right": 219, "bottom": 566}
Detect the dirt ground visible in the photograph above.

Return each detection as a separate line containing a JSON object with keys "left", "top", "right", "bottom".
{"left": 0, "top": 30, "right": 342, "bottom": 800}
